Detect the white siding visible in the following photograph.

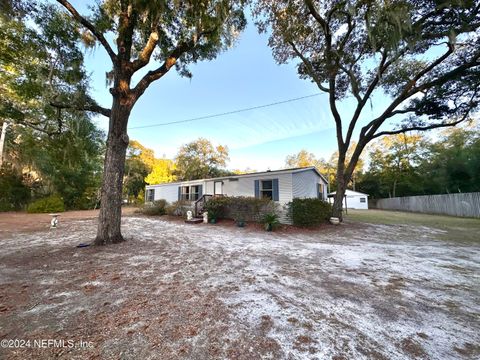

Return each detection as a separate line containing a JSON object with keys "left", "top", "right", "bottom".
{"left": 344, "top": 195, "right": 368, "bottom": 209}
{"left": 233, "top": 173, "right": 292, "bottom": 223}
{"left": 328, "top": 190, "right": 369, "bottom": 210}
{"left": 146, "top": 183, "right": 178, "bottom": 203}
{"left": 292, "top": 170, "right": 323, "bottom": 199}
{"left": 146, "top": 180, "right": 205, "bottom": 203}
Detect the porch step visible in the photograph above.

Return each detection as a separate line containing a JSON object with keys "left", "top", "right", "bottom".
{"left": 185, "top": 218, "right": 203, "bottom": 224}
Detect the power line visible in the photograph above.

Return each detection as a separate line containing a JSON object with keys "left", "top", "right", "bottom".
{"left": 128, "top": 93, "right": 321, "bottom": 130}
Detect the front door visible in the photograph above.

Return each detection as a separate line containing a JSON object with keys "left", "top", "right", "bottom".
{"left": 214, "top": 181, "right": 223, "bottom": 195}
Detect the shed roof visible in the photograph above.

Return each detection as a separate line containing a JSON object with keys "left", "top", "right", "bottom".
{"left": 328, "top": 189, "right": 369, "bottom": 197}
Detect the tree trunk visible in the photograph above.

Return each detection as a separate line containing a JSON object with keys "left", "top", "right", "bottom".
{"left": 332, "top": 178, "right": 347, "bottom": 220}
{"left": 94, "top": 98, "right": 131, "bottom": 245}
{"left": 332, "top": 155, "right": 347, "bottom": 220}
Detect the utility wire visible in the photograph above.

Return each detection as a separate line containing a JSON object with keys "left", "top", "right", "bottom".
{"left": 128, "top": 93, "right": 321, "bottom": 130}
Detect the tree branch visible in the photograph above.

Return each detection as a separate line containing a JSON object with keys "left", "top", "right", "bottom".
{"left": 304, "top": 0, "right": 328, "bottom": 31}
{"left": 132, "top": 41, "right": 193, "bottom": 99}
{"left": 338, "top": 64, "right": 362, "bottom": 102}
{"left": 50, "top": 101, "right": 111, "bottom": 117}
{"left": 132, "top": 31, "right": 159, "bottom": 72}
{"left": 289, "top": 41, "right": 329, "bottom": 92}
{"left": 372, "top": 116, "right": 469, "bottom": 139}
{"left": 362, "top": 45, "right": 457, "bottom": 139}
{"left": 116, "top": 2, "right": 137, "bottom": 62}
{"left": 55, "top": 0, "right": 117, "bottom": 64}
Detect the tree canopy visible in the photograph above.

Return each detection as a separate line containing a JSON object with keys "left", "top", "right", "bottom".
{"left": 44, "top": 0, "right": 248, "bottom": 244}
{"left": 285, "top": 149, "right": 325, "bottom": 169}
{"left": 0, "top": 3, "right": 98, "bottom": 134}
{"left": 175, "top": 138, "right": 230, "bottom": 181}
{"left": 145, "top": 159, "right": 176, "bottom": 185}
{"left": 255, "top": 0, "right": 480, "bottom": 217}
{"left": 357, "top": 123, "right": 480, "bottom": 198}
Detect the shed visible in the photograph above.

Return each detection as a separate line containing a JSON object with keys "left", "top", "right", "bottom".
{"left": 328, "top": 189, "right": 369, "bottom": 210}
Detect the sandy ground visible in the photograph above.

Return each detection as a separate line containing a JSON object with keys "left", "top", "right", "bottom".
{"left": 0, "top": 213, "right": 479, "bottom": 359}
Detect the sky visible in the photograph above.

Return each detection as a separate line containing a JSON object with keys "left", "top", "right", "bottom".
{"left": 74, "top": 2, "right": 388, "bottom": 171}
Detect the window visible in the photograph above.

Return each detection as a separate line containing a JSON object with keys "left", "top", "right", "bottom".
{"left": 318, "top": 184, "right": 324, "bottom": 200}
{"left": 180, "top": 185, "right": 202, "bottom": 201}
{"left": 191, "top": 185, "right": 200, "bottom": 201}
{"left": 146, "top": 189, "right": 155, "bottom": 202}
{"left": 180, "top": 186, "right": 190, "bottom": 201}
{"left": 260, "top": 180, "right": 273, "bottom": 199}
{"left": 360, "top": 197, "right": 366, "bottom": 203}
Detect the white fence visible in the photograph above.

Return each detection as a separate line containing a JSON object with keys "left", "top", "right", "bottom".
{"left": 374, "top": 192, "right": 480, "bottom": 218}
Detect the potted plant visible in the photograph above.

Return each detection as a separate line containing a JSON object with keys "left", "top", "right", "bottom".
{"left": 236, "top": 218, "right": 246, "bottom": 227}
{"left": 261, "top": 213, "right": 279, "bottom": 232}
{"left": 204, "top": 199, "right": 223, "bottom": 224}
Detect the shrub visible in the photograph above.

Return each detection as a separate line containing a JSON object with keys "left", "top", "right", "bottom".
{"left": 261, "top": 212, "right": 280, "bottom": 231}
{"left": 0, "top": 165, "right": 31, "bottom": 211}
{"left": 73, "top": 187, "right": 100, "bottom": 210}
{"left": 287, "top": 198, "right": 332, "bottom": 227}
{"left": 141, "top": 199, "right": 168, "bottom": 216}
{"left": 204, "top": 196, "right": 276, "bottom": 223}
{"left": 203, "top": 196, "right": 229, "bottom": 221}
{"left": 165, "top": 200, "right": 190, "bottom": 217}
{"left": 27, "top": 195, "right": 65, "bottom": 213}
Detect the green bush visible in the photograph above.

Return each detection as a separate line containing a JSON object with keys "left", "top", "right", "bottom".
{"left": 141, "top": 199, "right": 168, "bottom": 216}
{"left": 27, "top": 195, "right": 65, "bottom": 213}
{"left": 204, "top": 196, "right": 276, "bottom": 222}
{"left": 203, "top": 196, "right": 229, "bottom": 221}
{"left": 165, "top": 200, "right": 190, "bottom": 217}
{"left": 72, "top": 187, "right": 100, "bottom": 210}
{"left": 0, "top": 165, "right": 31, "bottom": 211}
{"left": 287, "top": 198, "right": 332, "bottom": 227}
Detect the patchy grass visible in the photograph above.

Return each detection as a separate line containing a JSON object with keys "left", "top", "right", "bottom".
{"left": 346, "top": 209, "right": 480, "bottom": 243}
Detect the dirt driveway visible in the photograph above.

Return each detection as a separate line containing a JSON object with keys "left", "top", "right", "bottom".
{"left": 0, "top": 213, "right": 479, "bottom": 359}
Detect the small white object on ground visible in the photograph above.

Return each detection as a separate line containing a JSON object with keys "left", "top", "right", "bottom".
{"left": 329, "top": 217, "right": 340, "bottom": 225}
{"left": 186, "top": 210, "right": 193, "bottom": 221}
{"left": 203, "top": 212, "right": 208, "bottom": 223}
{"left": 49, "top": 214, "right": 60, "bottom": 229}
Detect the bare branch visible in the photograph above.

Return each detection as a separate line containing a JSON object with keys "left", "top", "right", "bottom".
{"left": 344, "top": 50, "right": 388, "bottom": 146}
{"left": 50, "top": 101, "right": 111, "bottom": 117}
{"left": 362, "top": 46, "right": 457, "bottom": 139}
{"left": 132, "top": 42, "right": 193, "bottom": 99}
{"left": 372, "top": 116, "right": 469, "bottom": 139}
{"left": 55, "top": 0, "right": 117, "bottom": 64}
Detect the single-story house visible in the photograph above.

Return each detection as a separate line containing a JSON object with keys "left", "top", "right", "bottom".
{"left": 327, "top": 189, "right": 369, "bottom": 210}
{"left": 145, "top": 166, "right": 329, "bottom": 223}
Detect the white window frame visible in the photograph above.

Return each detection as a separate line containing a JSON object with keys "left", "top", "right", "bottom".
{"left": 146, "top": 189, "right": 155, "bottom": 202}
{"left": 180, "top": 186, "right": 190, "bottom": 201}
{"left": 260, "top": 180, "right": 273, "bottom": 200}
{"left": 191, "top": 185, "right": 200, "bottom": 201}
{"left": 360, "top": 197, "right": 366, "bottom": 203}
{"left": 181, "top": 185, "right": 201, "bottom": 201}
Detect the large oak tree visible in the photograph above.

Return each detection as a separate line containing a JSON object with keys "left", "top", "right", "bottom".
{"left": 52, "top": 0, "right": 246, "bottom": 244}
{"left": 255, "top": 0, "right": 480, "bottom": 219}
